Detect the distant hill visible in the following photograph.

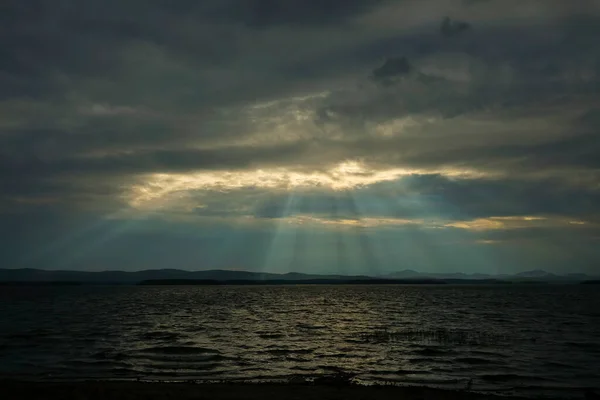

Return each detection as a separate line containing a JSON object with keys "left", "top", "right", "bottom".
{"left": 513, "top": 269, "right": 557, "bottom": 279}
{"left": 0, "top": 268, "right": 373, "bottom": 284}
{"left": 0, "top": 268, "right": 276, "bottom": 283}
{"left": 383, "top": 269, "right": 594, "bottom": 282}
{"left": 138, "top": 278, "right": 446, "bottom": 286}
{"left": 0, "top": 268, "right": 595, "bottom": 285}
{"left": 385, "top": 270, "right": 489, "bottom": 280}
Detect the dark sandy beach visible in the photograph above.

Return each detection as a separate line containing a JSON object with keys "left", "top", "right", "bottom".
{"left": 0, "top": 381, "right": 541, "bottom": 400}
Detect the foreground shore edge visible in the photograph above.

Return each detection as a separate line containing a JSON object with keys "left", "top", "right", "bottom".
{"left": 0, "top": 380, "right": 548, "bottom": 400}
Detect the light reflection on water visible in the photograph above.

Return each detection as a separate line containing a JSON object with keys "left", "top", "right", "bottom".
{"left": 0, "top": 285, "right": 599, "bottom": 397}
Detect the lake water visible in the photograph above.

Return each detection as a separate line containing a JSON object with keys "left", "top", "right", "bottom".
{"left": 1, "top": 285, "right": 599, "bottom": 397}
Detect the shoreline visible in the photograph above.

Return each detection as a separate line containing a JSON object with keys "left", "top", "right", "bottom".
{"left": 0, "top": 380, "right": 561, "bottom": 400}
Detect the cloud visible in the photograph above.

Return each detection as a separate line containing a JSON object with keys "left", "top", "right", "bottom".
{"left": 371, "top": 57, "right": 412, "bottom": 83}
{"left": 462, "top": 0, "right": 491, "bottom": 4}
{"left": 2, "top": 0, "right": 600, "bottom": 272}
{"left": 218, "top": 0, "right": 389, "bottom": 28}
{"left": 440, "top": 17, "right": 471, "bottom": 37}
{"left": 119, "top": 171, "right": 600, "bottom": 229}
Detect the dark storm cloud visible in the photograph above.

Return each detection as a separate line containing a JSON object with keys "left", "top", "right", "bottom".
{"left": 305, "top": 103, "right": 600, "bottom": 178}
{"left": 349, "top": 129, "right": 600, "bottom": 172}
{"left": 0, "top": 115, "right": 185, "bottom": 160}
{"left": 440, "top": 17, "right": 471, "bottom": 37}
{"left": 371, "top": 57, "right": 412, "bottom": 83}
{"left": 0, "top": 142, "right": 311, "bottom": 180}
{"left": 16, "top": 120, "right": 598, "bottom": 192}
{"left": 1, "top": 0, "right": 600, "bottom": 274}
{"left": 0, "top": 0, "right": 389, "bottom": 102}
{"left": 243, "top": 173, "right": 600, "bottom": 222}
{"left": 210, "top": 0, "right": 389, "bottom": 27}
{"left": 462, "top": 0, "right": 491, "bottom": 4}
{"left": 322, "top": 30, "right": 600, "bottom": 124}
{"left": 396, "top": 174, "right": 600, "bottom": 219}
{"left": 0, "top": 1, "right": 143, "bottom": 99}
{"left": 464, "top": 131, "right": 600, "bottom": 171}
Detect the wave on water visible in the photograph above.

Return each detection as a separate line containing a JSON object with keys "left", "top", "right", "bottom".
{"left": 455, "top": 357, "right": 498, "bottom": 365}
{"left": 479, "top": 374, "right": 556, "bottom": 383}
{"left": 1, "top": 285, "right": 599, "bottom": 398}
{"left": 137, "top": 346, "right": 219, "bottom": 355}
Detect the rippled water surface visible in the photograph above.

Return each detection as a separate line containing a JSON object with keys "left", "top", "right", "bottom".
{"left": 1, "top": 285, "right": 599, "bottom": 397}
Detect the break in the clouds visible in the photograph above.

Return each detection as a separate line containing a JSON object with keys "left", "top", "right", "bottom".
{"left": 1, "top": 0, "right": 600, "bottom": 275}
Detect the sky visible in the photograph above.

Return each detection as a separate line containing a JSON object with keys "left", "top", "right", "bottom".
{"left": 2, "top": 0, "right": 600, "bottom": 275}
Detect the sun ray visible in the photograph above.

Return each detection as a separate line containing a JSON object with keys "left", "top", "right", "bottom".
{"left": 290, "top": 195, "right": 308, "bottom": 273}
{"left": 260, "top": 191, "right": 299, "bottom": 273}
{"left": 19, "top": 208, "right": 144, "bottom": 268}
{"left": 378, "top": 186, "right": 440, "bottom": 272}
{"left": 299, "top": 192, "right": 329, "bottom": 274}
{"left": 331, "top": 193, "right": 350, "bottom": 276}
{"left": 52, "top": 214, "right": 150, "bottom": 268}
{"left": 344, "top": 190, "right": 382, "bottom": 277}
{"left": 353, "top": 189, "right": 399, "bottom": 273}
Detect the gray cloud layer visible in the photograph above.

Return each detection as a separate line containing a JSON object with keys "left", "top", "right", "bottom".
{"left": 2, "top": 0, "right": 600, "bottom": 272}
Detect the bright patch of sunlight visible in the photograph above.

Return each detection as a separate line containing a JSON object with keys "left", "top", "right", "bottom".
{"left": 476, "top": 240, "right": 503, "bottom": 245}
{"left": 284, "top": 215, "right": 427, "bottom": 229}
{"left": 444, "top": 216, "right": 592, "bottom": 231}
{"left": 125, "top": 161, "right": 488, "bottom": 210}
